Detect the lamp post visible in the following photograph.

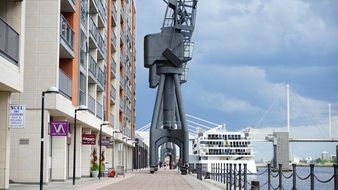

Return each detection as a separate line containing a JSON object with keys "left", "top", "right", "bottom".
{"left": 40, "top": 86, "right": 59, "bottom": 190}
{"left": 72, "top": 105, "right": 88, "bottom": 185}
{"left": 112, "top": 130, "right": 121, "bottom": 170}
{"left": 99, "top": 121, "right": 109, "bottom": 179}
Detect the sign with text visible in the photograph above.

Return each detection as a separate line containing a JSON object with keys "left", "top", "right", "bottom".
{"left": 50, "top": 121, "right": 69, "bottom": 136}
{"left": 100, "top": 139, "right": 113, "bottom": 147}
{"left": 9, "top": 104, "right": 26, "bottom": 129}
{"left": 82, "top": 134, "right": 96, "bottom": 145}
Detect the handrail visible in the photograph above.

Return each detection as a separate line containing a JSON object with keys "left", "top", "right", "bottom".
{"left": 60, "top": 14, "right": 74, "bottom": 50}
{"left": 0, "top": 17, "right": 19, "bottom": 64}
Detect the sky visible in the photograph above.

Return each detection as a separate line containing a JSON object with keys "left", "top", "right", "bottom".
{"left": 134, "top": 0, "right": 338, "bottom": 160}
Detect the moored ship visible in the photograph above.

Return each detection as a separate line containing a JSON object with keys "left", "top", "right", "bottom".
{"left": 190, "top": 126, "right": 257, "bottom": 174}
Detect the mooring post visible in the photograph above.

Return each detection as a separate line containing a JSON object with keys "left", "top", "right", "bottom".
{"left": 239, "top": 163, "right": 242, "bottom": 190}
{"left": 244, "top": 164, "right": 247, "bottom": 190}
{"left": 278, "top": 164, "right": 282, "bottom": 190}
{"left": 223, "top": 163, "right": 226, "bottom": 184}
{"left": 334, "top": 164, "right": 338, "bottom": 190}
{"left": 234, "top": 164, "right": 237, "bottom": 189}
{"left": 229, "top": 164, "right": 233, "bottom": 190}
{"left": 310, "top": 164, "right": 314, "bottom": 190}
{"left": 251, "top": 181, "right": 260, "bottom": 190}
{"left": 292, "top": 164, "right": 296, "bottom": 190}
{"left": 267, "top": 163, "right": 271, "bottom": 190}
{"left": 226, "top": 163, "right": 229, "bottom": 190}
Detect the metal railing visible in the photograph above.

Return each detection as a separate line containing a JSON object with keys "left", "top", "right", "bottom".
{"left": 110, "top": 113, "right": 115, "bottom": 127}
{"left": 111, "top": 57, "right": 116, "bottom": 75}
{"left": 112, "top": 4, "right": 117, "bottom": 25}
{"left": 60, "top": 14, "right": 74, "bottom": 50}
{"left": 111, "top": 30, "right": 117, "bottom": 48}
{"left": 119, "top": 99, "right": 124, "bottom": 111}
{"left": 110, "top": 85, "right": 116, "bottom": 101}
{"left": 89, "top": 55, "right": 97, "bottom": 78}
{"left": 88, "top": 95, "right": 95, "bottom": 114}
{"left": 97, "top": 67, "right": 105, "bottom": 87}
{"left": 79, "top": 90, "right": 86, "bottom": 106}
{"left": 207, "top": 163, "right": 338, "bottom": 190}
{"left": 59, "top": 69, "right": 72, "bottom": 99}
{"left": 89, "top": 17, "right": 106, "bottom": 58}
{"left": 97, "top": 101, "right": 103, "bottom": 119}
{"left": 95, "top": 0, "right": 107, "bottom": 25}
{"left": 0, "top": 17, "right": 19, "bottom": 64}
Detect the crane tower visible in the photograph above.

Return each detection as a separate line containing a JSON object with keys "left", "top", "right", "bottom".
{"left": 144, "top": 0, "right": 198, "bottom": 174}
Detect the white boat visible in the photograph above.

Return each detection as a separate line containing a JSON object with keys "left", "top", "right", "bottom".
{"left": 189, "top": 126, "right": 257, "bottom": 174}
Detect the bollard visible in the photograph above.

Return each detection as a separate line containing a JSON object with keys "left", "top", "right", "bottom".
{"left": 239, "top": 164, "right": 242, "bottom": 190}
{"left": 310, "top": 164, "right": 314, "bottom": 190}
{"left": 244, "top": 164, "right": 247, "bottom": 190}
{"left": 234, "top": 164, "right": 237, "bottom": 189}
{"left": 278, "top": 164, "right": 282, "bottom": 190}
{"left": 251, "top": 181, "right": 260, "bottom": 190}
{"left": 292, "top": 164, "right": 296, "bottom": 190}
{"left": 223, "top": 163, "right": 226, "bottom": 184}
{"left": 226, "top": 163, "right": 229, "bottom": 190}
{"left": 334, "top": 164, "right": 338, "bottom": 190}
{"left": 229, "top": 164, "right": 233, "bottom": 190}
{"left": 267, "top": 163, "right": 271, "bottom": 190}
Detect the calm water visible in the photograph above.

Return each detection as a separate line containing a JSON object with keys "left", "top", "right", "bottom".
{"left": 247, "top": 166, "right": 335, "bottom": 190}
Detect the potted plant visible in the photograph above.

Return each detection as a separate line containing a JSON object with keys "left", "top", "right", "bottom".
{"left": 90, "top": 148, "right": 99, "bottom": 177}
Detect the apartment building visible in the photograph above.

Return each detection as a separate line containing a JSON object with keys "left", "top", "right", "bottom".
{"left": 0, "top": 0, "right": 25, "bottom": 189}
{"left": 9, "top": 0, "right": 136, "bottom": 184}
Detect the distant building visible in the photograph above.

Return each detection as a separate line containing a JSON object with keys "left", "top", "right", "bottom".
{"left": 321, "top": 151, "right": 330, "bottom": 160}
{"left": 305, "top": 157, "right": 312, "bottom": 164}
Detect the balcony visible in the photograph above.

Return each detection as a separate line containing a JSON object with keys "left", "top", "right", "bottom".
{"left": 120, "top": 50, "right": 127, "bottom": 66}
{"left": 119, "top": 98, "right": 124, "bottom": 111}
{"left": 59, "top": 69, "right": 72, "bottom": 99}
{"left": 89, "top": 18, "right": 106, "bottom": 59}
{"left": 61, "top": 0, "right": 75, "bottom": 12}
{"left": 88, "top": 95, "right": 95, "bottom": 114}
{"left": 97, "top": 101, "right": 103, "bottom": 119}
{"left": 89, "top": 0, "right": 99, "bottom": 14}
{"left": 96, "top": 0, "right": 107, "bottom": 27}
{"left": 119, "top": 74, "right": 124, "bottom": 88}
{"left": 111, "top": 4, "right": 117, "bottom": 27}
{"left": 110, "top": 85, "right": 116, "bottom": 102}
{"left": 0, "top": 17, "right": 19, "bottom": 64}
{"left": 88, "top": 55, "right": 97, "bottom": 81}
{"left": 97, "top": 66, "right": 105, "bottom": 89}
{"left": 60, "top": 14, "right": 74, "bottom": 58}
{"left": 111, "top": 30, "right": 117, "bottom": 52}
{"left": 111, "top": 57, "right": 116, "bottom": 78}
{"left": 125, "top": 86, "right": 131, "bottom": 100}
{"left": 110, "top": 113, "right": 115, "bottom": 127}
{"left": 88, "top": 55, "right": 105, "bottom": 91}
{"left": 120, "top": 29, "right": 126, "bottom": 46}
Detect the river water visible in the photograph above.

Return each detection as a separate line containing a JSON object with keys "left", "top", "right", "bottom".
{"left": 246, "top": 166, "right": 334, "bottom": 190}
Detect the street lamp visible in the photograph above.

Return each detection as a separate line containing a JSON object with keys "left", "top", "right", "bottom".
{"left": 72, "top": 105, "right": 88, "bottom": 185}
{"left": 99, "top": 121, "right": 110, "bottom": 179}
{"left": 112, "top": 130, "right": 122, "bottom": 170}
{"left": 40, "top": 86, "right": 59, "bottom": 190}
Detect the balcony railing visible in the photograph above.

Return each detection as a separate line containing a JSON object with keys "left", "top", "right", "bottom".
{"left": 89, "top": 55, "right": 97, "bottom": 78}
{"left": 111, "top": 30, "right": 117, "bottom": 49}
{"left": 110, "top": 85, "right": 116, "bottom": 101}
{"left": 94, "top": 0, "right": 107, "bottom": 26}
{"left": 125, "top": 86, "right": 131, "bottom": 99}
{"left": 97, "top": 67, "right": 105, "bottom": 87}
{"left": 97, "top": 101, "right": 103, "bottom": 119}
{"left": 112, "top": 4, "right": 117, "bottom": 26}
{"left": 0, "top": 17, "right": 19, "bottom": 64}
{"left": 59, "top": 69, "right": 72, "bottom": 99}
{"left": 119, "top": 99, "right": 124, "bottom": 111}
{"left": 111, "top": 57, "right": 116, "bottom": 75}
{"left": 110, "top": 113, "right": 115, "bottom": 127}
{"left": 89, "top": 17, "right": 106, "bottom": 58}
{"left": 60, "top": 14, "right": 74, "bottom": 50}
{"left": 88, "top": 95, "right": 95, "bottom": 114}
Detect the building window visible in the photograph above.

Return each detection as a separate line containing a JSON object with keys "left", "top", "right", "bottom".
{"left": 79, "top": 73, "right": 86, "bottom": 105}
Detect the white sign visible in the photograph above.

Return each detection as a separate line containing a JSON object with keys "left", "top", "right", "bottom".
{"left": 9, "top": 104, "right": 25, "bottom": 129}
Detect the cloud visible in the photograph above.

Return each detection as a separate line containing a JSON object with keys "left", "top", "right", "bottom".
{"left": 194, "top": 0, "right": 338, "bottom": 56}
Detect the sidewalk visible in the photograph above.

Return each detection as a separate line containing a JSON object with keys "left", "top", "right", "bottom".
{"left": 9, "top": 173, "right": 134, "bottom": 190}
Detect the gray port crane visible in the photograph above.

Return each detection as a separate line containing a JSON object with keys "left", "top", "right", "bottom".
{"left": 144, "top": 0, "right": 198, "bottom": 174}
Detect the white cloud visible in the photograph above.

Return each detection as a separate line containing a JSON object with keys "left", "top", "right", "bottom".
{"left": 195, "top": 0, "right": 338, "bottom": 55}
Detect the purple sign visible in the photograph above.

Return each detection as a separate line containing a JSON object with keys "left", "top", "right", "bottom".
{"left": 50, "top": 121, "right": 69, "bottom": 136}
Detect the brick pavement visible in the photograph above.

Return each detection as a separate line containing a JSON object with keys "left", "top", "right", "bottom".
{"left": 9, "top": 169, "right": 223, "bottom": 190}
